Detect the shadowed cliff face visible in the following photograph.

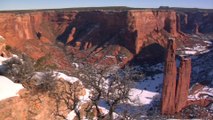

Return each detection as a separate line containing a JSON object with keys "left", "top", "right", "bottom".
{"left": 178, "top": 11, "right": 213, "bottom": 34}
{"left": 0, "top": 9, "right": 212, "bottom": 67}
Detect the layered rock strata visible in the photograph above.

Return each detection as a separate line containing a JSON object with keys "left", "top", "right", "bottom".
{"left": 0, "top": 8, "right": 212, "bottom": 67}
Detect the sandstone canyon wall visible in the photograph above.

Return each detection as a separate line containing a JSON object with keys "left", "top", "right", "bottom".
{"left": 0, "top": 10, "right": 178, "bottom": 53}
{"left": 177, "top": 10, "right": 213, "bottom": 34}
{"left": 0, "top": 8, "right": 212, "bottom": 67}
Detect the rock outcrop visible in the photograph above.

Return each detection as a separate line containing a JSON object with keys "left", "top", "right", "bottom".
{"left": 0, "top": 76, "right": 91, "bottom": 120}
{"left": 126, "top": 10, "right": 179, "bottom": 54}
{"left": 161, "top": 37, "right": 212, "bottom": 115}
{"left": 161, "top": 38, "right": 192, "bottom": 114}
{"left": 66, "top": 27, "right": 76, "bottom": 44}
{"left": 178, "top": 10, "right": 213, "bottom": 34}
{"left": 175, "top": 57, "right": 191, "bottom": 112}
{"left": 161, "top": 39, "right": 177, "bottom": 114}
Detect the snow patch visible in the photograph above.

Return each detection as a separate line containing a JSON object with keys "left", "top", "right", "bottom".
{"left": 0, "top": 54, "right": 19, "bottom": 65}
{"left": 188, "top": 86, "right": 213, "bottom": 100}
{"left": 0, "top": 76, "right": 24, "bottom": 100}
{"left": 72, "top": 62, "right": 79, "bottom": 68}
{"left": 79, "top": 89, "right": 90, "bottom": 103}
{"left": 136, "top": 73, "right": 163, "bottom": 92}
{"left": 105, "top": 55, "right": 115, "bottom": 58}
{"left": 67, "top": 110, "right": 76, "bottom": 120}
{"left": 0, "top": 56, "right": 9, "bottom": 65}
{"left": 204, "top": 40, "right": 212, "bottom": 44}
{"left": 179, "top": 42, "right": 212, "bottom": 56}
{"left": 0, "top": 55, "right": 24, "bottom": 100}
{"left": 128, "top": 88, "right": 160, "bottom": 106}
{"left": 184, "top": 50, "right": 197, "bottom": 55}
{"left": 55, "top": 72, "right": 79, "bottom": 83}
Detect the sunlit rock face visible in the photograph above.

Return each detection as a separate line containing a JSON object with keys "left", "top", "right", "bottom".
{"left": 161, "top": 39, "right": 177, "bottom": 114}
{"left": 0, "top": 8, "right": 212, "bottom": 67}
{"left": 175, "top": 57, "right": 191, "bottom": 112}
{"left": 0, "top": 75, "right": 88, "bottom": 120}
{"left": 161, "top": 39, "right": 193, "bottom": 114}
{"left": 161, "top": 38, "right": 212, "bottom": 115}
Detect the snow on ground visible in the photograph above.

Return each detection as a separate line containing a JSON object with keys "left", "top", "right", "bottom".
{"left": 102, "top": 63, "right": 164, "bottom": 116}
{"left": 68, "top": 89, "right": 91, "bottom": 119}
{"left": 0, "top": 57, "right": 8, "bottom": 65}
{"left": 66, "top": 89, "right": 91, "bottom": 120}
{"left": 67, "top": 110, "right": 76, "bottom": 120}
{"left": 32, "top": 71, "right": 80, "bottom": 84}
{"left": 184, "top": 50, "right": 197, "bottom": 55}
{"left": 79, "top": 89, "right": 90, "bottom": 103}
{"left": 0, "top": 76, "right": 24, "bottom": 100}
{"left": 134, "top": 63, "right": 164, "bottom": 93}
{"left": 125, "top": 63, "right": 164, "bottom": 114}
{"left": 178, "top": 40, "right": 213, "bottom": 56}
{"left": 72, "top": 62, "right": 79, "bottom": 68}
{"left": 204, "top": 40, "right": 213, "bottom": 44}
{"left": 55, "top": 72, "right": 79, "bottom": 83}
{"left": 188, "top": 86, "right": 213, "bottom": 100}
{"left": 135, "top": 73, "right": 163, "bottom": 92}
{"left": 0, "top": 54, "right": 19, "bottom": 65}
{"left": 128, "top": 88, "right": 159, "bottom": 106}
{"left": 0, "top": 56, "right": 24, "bottom": 100}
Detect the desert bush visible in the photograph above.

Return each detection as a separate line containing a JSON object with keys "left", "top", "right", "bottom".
{"left": 2, "top": 54, "right": 35, "bottom": 83}
{"left": 34, "top": 54, "right": 58, "bottom": 71}
{"left": 50, "top": 78, "right": 83, "bottom": 120}
{"left": 22, "top": 72, "right": 56, "bottom": 94}
{"left": 5, "top": 45, "right": 12, "bottom": 51}
{"left": 2, "top": 53, "right": 58, "bottom": 91}
{"left": 34, "top": 54, "right": 50, "bottom": 70}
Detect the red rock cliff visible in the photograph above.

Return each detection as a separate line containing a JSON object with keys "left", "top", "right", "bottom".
{"left": 0, "top": 10, "right": 178, "bottom": 53}
{"left": 0, "top": 9, "right": 212, "bottom": 66}
{"left": 161, "top": 38, "right": 177, "bottom": 114}
{"left": 161, "top": 38, "right": 210, "bottom": 115}
{"left": 126, "top": 10, "right": 178, "bottom": 54}
{"left": 175, "top": 57, "right": 191, "bottom": 112}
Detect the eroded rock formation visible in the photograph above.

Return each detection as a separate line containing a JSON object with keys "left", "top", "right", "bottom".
{"left": 161, "top": 38, "right": 192, "bottom": 114}
{"left": 161, "top": 39, "right": 177, "bottom": 114}
{"left": 176, "top": 57, "right": 191, "bottom": 112}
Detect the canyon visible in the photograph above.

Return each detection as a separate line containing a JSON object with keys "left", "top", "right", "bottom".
{"left": 0, "top": 8, "right": 212, "bottom": 68}
{"left": 0, "top": 7, "right": 213, "bottom": 119}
